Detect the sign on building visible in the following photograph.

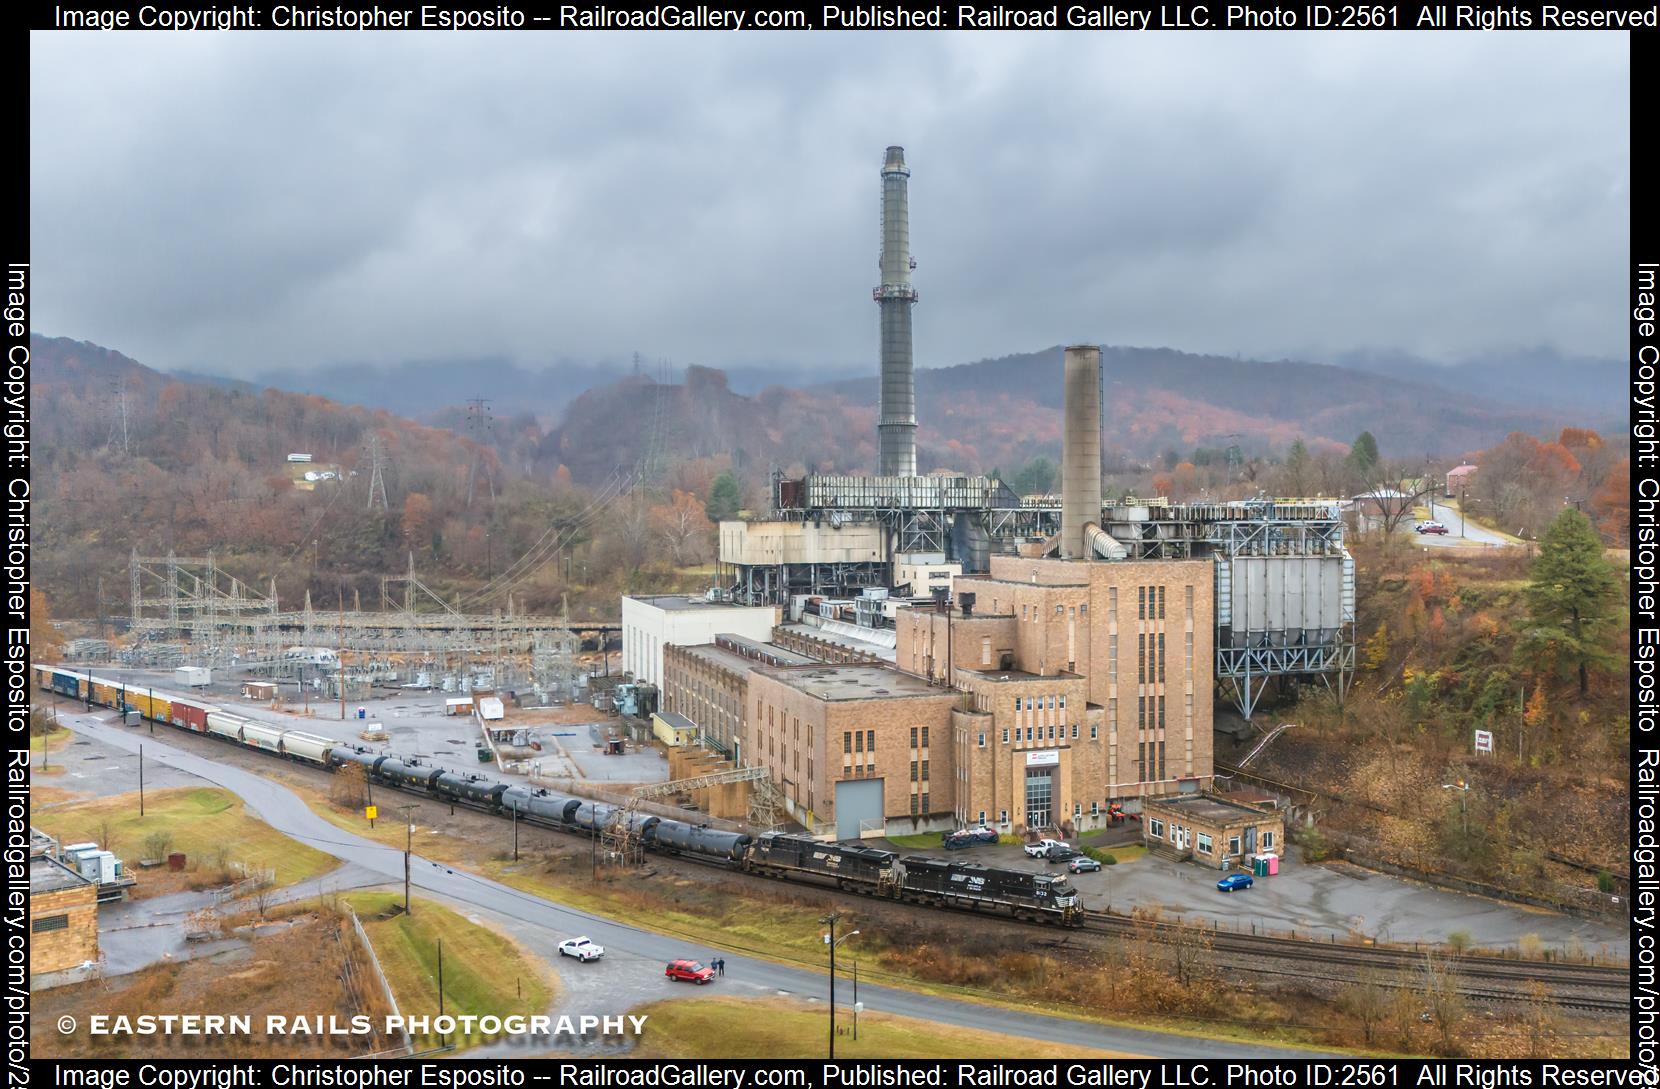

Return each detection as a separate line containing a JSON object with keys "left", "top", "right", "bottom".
{"left": 1025, "top": 750, "right": 1060, "bottom": 767}
{"left": 1473, "top": 729, "right": 1494, "bottom": 755}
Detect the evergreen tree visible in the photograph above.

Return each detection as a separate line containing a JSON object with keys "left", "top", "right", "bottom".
{"left": 1283, "top": 438, "right": 1311, "bottom": 496}
{"left": 1011, "top": 457, "right": 1057, "bottom": 497}
{"left": 1521, "top": 508, "right": 1619, "bottom": 696}
{"left": 1346, "top": 431, "right": 1380, "bottom": 476}
{"left": 704, "top": 472, "right": 742, "bottom": 523}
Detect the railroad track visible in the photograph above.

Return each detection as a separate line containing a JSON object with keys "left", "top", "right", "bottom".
{"left": 1078, "top": 910, "right": 1627, "bottom": 988}
{"left": 93, "top": 704, "right": 1630, "bottom": 1011}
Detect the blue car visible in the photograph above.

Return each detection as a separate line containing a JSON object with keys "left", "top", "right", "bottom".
{"left": 1217, "top": 873, "right": 1254, "bottom": 893}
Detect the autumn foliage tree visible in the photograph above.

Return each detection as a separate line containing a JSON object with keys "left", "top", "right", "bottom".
{"left": 653, "top": 490, "right": 714, "bottom": 566}
{"left": 30, "top": 590, "right": 63, "bottom": 663}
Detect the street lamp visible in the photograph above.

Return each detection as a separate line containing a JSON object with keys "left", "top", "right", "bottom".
{"left": 820, "top": 913, "right": 860, "bottom": 1059}
{"left": 1441, "top": 781, "right": 1469, "bottom": 839}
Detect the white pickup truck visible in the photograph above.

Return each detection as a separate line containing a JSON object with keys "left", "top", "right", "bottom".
{"left": 1023, "top": 838, "right": 1069, "bottom": 859}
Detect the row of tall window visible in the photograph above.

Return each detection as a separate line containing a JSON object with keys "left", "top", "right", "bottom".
{"left": 1000, "top": 723, "right": 1094, "bottom": 743}
{"left": 843, "top": 729, "right": 877, "bottom": 754}
{"left": 1136, "top": 633, "right": 1166, "bottom": 684}
{"left": 1137, "top": 694, "right": 1166, "bottom": 729}
{"left": 1138, "top": 585, "right": 1166, "bottom": 620}
{"left": 1137, "top": 740, "right": 1166, "bottom": 782}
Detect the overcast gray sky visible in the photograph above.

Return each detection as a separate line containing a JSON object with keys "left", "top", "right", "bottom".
{"left": 30, "top": 31, "right": 1628, "bottom": 378}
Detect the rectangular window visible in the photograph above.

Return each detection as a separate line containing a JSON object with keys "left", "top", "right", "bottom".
{"left": 854, "top": 732, "right": 864, "bottom": 753}
{"left": 1158, "top": 585, "right": 1166, "bottom": 619}
{"left": 844, "top": 764, "right": 852, "bottom": 779}
{"left": 1137, "top": 741, "right": 1146, "bottom": 781}
{"left": 1090, "top": 724, "right": 1098, "bottom": 739}
{"left": 1262, "top": 831, "right": 1274, "bottom": 850}
{"left": 1158, "top": 696, "right": 1166, "bottom": 729}
{"left": 1148, "top": 818, "right": 1164, "bottom": 838}
{"left": 1197, "top": 833, "right": 1213, "bottom": 855}
{"left": 1074, "top": 802, "right": 1082, "bottom": 817}
{"left": 1158, "top": 633, "right": 1166, "bottom": 683}
{"left": 1091, "top": 801, "right": 1100, "bottom": 816}
{"left": 1138, "top": 695, "right": 1146, "bottom": 728}
{"left": 1229, "top": 836, "right": 1241, "bottom": 856}
{"left": 1000, "top": 809, "right": 1009, "bottom": 824}
{"left": 1058, "top": 695, "right": 1066, "bottom": 709}
{"left": 1026, "top": 726, "right": 1033, "bottom": 741}
{"left": 910, "top": 726, "right": 918, "bottom": 748}
{"left": 1014, "top": 697, "right": 1022, "bottom": 713}
{"left": 921, "top": 726, "right": 929, "bottom": 748}
{"left": 911, "top": 794, "right": 919, "bottom": 815}
{"left": 1002, "top": 728, "right": 1009, "bottom": 743}
{"left": 32, "top": 914, "right": 69, "bottom": 933}
{"left": 921, "top": 760, "right": 930, "bottom": 782}
{"left": 844, "top": 732, "right": 852, "bottom": 754}
{"left": 921, "top": 792, "right": 930, "bottom": 812}
{"left": 1138, "top": 586, "right": 1146, "bottom": 619}
{"left": 1138, "top": 634, "right": 1145, "bottom": 682}
{"left": 1158, "top": 740, "right": 1166, "bottom": 780}
{"left": 910, "top": 759, "right": 918, "bottom": 781}
{"left": 978, "top": 732, "right": 986, "bottom": 747}
{"left": 981, "top": 636, "right": 992, "bottom": 665}
{"left": 867, "top": 729, "right": 875, "bottom": 752}
{"left": 1071, "top": 723, "right": 1079, "bottom": 739}
{"left": 979, "top": 811, "right": 987, "bottom": 825}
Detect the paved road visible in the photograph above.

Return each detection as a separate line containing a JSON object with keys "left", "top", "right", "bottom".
{"left": 1416, "top": 500, "right": 1515, "bottom": 549}
{"left": 62, "top": 711, "right": 1334, "bottom": 1059}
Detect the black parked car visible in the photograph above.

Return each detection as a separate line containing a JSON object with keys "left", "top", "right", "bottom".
{"left": 1044, "top": 847, "right": 1082, "bottom": 863}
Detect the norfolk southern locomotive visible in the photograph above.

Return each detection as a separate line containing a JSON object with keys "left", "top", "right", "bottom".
{"left": 34, "top": 665, "right": 1082, "bottom": 924}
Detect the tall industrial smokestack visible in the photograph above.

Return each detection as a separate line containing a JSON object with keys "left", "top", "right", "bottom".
{"left": 875, "top": 145, "right": 918, "bottom": 478}
{"left": 1061, "top": 344, "right": 1102, "bottom": 559}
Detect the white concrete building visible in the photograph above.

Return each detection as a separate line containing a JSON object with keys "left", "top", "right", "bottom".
{"left": 620, "top": 595, "right": 779, "bottom": 688}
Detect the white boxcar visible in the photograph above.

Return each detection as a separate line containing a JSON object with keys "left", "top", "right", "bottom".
{"left": 240, "top": 723, "right": 287, "bottom": 753}
{"left": 280, "top": 731, "right": 334, "bottom": 764}
{"left": 206, "top": 711, "right": 246, "bottom": 741}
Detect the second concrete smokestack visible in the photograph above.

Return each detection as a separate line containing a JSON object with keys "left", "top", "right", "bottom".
{"left": 875, "top": 145, "right": 918, "bottom": 477}
{"left": 1061, "top": 345, "right": 1102, "bottom": 560}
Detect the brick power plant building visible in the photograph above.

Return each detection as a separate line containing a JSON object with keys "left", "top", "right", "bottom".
{"left": 633, "top": 150, "right": 1350, "bottom": 840}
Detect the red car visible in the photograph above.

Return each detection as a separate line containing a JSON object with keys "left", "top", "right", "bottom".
{"left": 665, "top": 959, "right": 715, "bottom": 984}
{"left": 1416, "top": 522, "right": 1449, "bottom": 535}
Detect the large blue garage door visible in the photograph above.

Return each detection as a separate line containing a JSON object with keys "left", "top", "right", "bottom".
{"left": 835, "top": 778, "right": 885, "bottom": 840}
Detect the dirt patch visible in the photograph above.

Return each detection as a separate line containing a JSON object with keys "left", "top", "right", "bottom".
{"left": 34, "top": 912, "right": 400, "bottom": 1059}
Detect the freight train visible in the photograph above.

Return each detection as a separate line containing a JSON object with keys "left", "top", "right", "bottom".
{"left": 32, "top": 665, "right": 1082, "bottom": 924}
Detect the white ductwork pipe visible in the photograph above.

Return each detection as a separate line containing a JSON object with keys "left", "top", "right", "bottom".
{"left": 1083, "top": 522, "right": 1128, "bottom": 561}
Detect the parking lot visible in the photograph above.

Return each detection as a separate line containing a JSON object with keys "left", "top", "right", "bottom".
{"left": 59, "top": 666, "right": 668, "bottom": 788}
{"left": 882, "top": 836, "right": 1627, "bottom": 956}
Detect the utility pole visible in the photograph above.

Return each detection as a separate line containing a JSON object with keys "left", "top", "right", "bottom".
{"left": 139, "top": 744, "right": 145, "bottom": 817}
{"left": 338, "top": 590, "right": 347, "bottom": 721}
{"left": 396, "top": 804, "right": 419, "bottom": 913}
{"left": 820, "top": 913, "right": 860, "bottom": 1059}
{"left": 823, "top": 911, "right": 840, "bottom": 1059}
{"left": 512, "top": 805, "right": 519, "bottom": 862}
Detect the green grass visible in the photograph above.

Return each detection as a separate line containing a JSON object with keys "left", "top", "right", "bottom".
{"left": 345, "top": 892, "right": 552, "bottom": 1051}
{"left": 30, "top": 726, "right": 72, "bottom": 755}
{"left": 630, "top": 997, "right": 1128, "bottom": 1059}
{"left": 37, "top": 787, "right": 336, "bottom": 885}
{"left": 884, "top": 832, "right": 943, "bottom": 849}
